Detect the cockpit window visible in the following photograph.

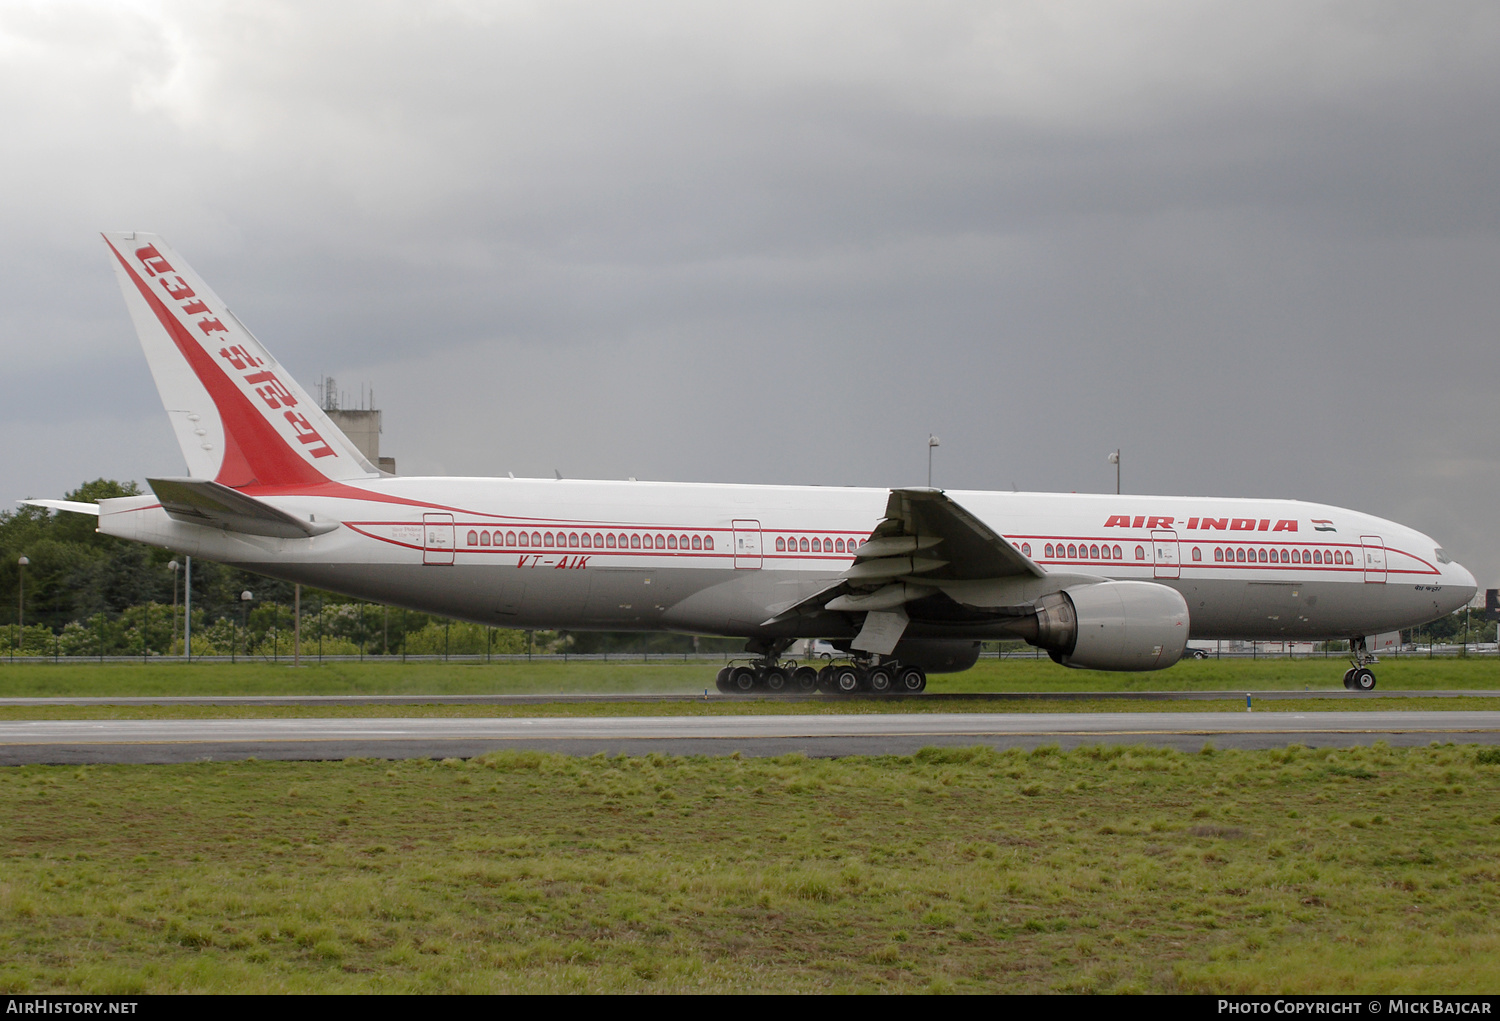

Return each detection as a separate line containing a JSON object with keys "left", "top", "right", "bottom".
{"left": 1435, "top": 548, "right": 1452, "bottom": 564}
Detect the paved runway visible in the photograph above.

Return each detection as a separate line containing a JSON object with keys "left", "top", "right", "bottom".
{"left": 3, "top": 710, "right": 1499, "bottom": 764}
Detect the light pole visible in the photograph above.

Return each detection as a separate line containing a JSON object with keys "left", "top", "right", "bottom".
{"left": 238, "top": 590, "right": 253, "bottom": 663}
{"left": 1109, "top": 449, "right": 1120, "bottom": 495}
{"left": 168, "top": 560, "right": 180, "bottom": 656}
{"left": 183, "top": 555, "right": 192, "bottom": 660}
{"left": 15, "top": 556, "right": 27, "bottom": 659}
{"left": 927, "top": 435, "right": 940, "bottom": 488}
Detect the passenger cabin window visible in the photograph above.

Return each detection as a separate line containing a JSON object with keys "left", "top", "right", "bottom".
{"left": 480, "top": 531, "right": 491, "bottom": 546}
{"left": 467, "top": 530, "right": 478, "bottom": 546}
{"left": 836, "top": 538, "right": 846, "bottom": 552}
{"left": 703, "top": 535, "right": 714, "bottom": 550}
{"left": 1067, "top": 544, "right": 1077, "bottom": 558}
{"left": 1020, "top": 542, "right": 1031, "bottom": 557}
{"left": 776, "top": 537, "right": 786, "bottom": 552}
{"left": 1214, "top": 547, "right": 1224, "bottom": 562}
{"left": 1135, "top": 545, "right": 1145, "bottom": 560}
{"left": 1045, "top": 544, "right": 1055, "bottom": 557}
{"left": 1089, "top": 544, "right": 1099, "bottom": 558}
{"left": 1113, "top": 545, "right": 1122, "bottom": 559}
{"left": 800, "top": 537, "right": 810, "bottom": 552}
{"left": 692, "top": 535, "right": 702, "bottom": 550}
{"left": 581, "top": 533, "right": 591, "bottom": 548}
{"left": 630, "top": 534, "right": 641, "bottom": 549}
{"left": 569, "top": 532, "right": 579, "bottom": 548}
{"left": 1191, "top": 547, "right": 1201, "bottom": 561}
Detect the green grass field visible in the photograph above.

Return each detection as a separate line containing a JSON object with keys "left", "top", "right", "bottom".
{"left": 3, "top": 744, "right": 1499, "bottom": 993}
{"left": 0, "top": 655, "right": 1495, "bottom": 697}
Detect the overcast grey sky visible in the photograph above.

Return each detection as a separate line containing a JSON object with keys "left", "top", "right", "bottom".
{"left": 3, "top": 0, "right": 1497, "bottom": 586}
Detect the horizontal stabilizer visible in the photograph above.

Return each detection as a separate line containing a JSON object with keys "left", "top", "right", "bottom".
{"left": 147, "top": 477, "right": 339, "bottom": 538}
{"left": 20, "top": 500, "right": 101, "bottom": 516}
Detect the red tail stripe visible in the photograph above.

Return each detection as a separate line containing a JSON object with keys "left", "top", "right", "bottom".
{"left": 106, "top": 237, "right": 329, "bottom": 489}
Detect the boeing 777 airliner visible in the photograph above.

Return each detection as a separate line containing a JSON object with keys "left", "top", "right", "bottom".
{"left": 25, "top": 233, "right": 1478, "bottom": 695}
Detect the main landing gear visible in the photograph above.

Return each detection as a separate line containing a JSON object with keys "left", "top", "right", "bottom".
{"left": 714, "top": 658, "right": 926, "bottom": 696}
{"left": 1342, "top": 636, "right": 1378, "bottom": 691}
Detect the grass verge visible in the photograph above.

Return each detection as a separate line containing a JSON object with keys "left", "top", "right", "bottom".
{"left": 0, "top": 656, "right": 1496, "bottom": 697}
{"left": 2, "top": 743, "right": 1498, "bottom": 992}
{"left": 1, "top": 696, "right": 1499, "bottom": 721}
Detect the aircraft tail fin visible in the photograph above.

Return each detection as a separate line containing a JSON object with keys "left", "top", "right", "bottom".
{"left": 102, "top": 231, "right": 380, "bottom": 489}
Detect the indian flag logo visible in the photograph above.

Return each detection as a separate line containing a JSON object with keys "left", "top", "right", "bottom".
{"left": 1311, "top": 519, "right": 1336, "bottom": 532}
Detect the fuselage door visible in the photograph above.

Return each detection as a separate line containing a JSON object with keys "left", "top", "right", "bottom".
{"left": 1152, "top": 529, "right": 1180, "bottom": 579}
{"left": 733, "top": 519, "right": 763, "bottom": 569}
{"left": 423, "top": 513, "right": 455, "bottom": 566}
{"left": 1361, "top": 535, "right": 1387, "bottom": 583}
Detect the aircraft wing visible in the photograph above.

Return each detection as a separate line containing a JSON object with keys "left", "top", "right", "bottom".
{"left": 20, "top": 500, "right": 101, "bottom": 516}
{"left": 762, "top": 488, "right": 1045, "bottom": 628}
{"left": 847, "top": 487, "right": 1044, "bottom": 584}
{"left": 147, "top": 477, "right": 339, "bottom": 538}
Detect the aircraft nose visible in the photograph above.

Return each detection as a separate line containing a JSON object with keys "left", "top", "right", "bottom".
{"left": 1449, "top": 561, "right": 1478, "bottom": 608}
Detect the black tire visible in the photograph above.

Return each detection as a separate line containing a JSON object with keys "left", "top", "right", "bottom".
{"left": 763, "top": 668, "right": 788, "bottom": 693}
{"left": 897, "top": 666, "right": 926, "bottom": 693}
{"left": 816, "top": 666, "right": 837, "bottom": 694}
{"left": 715, "top": 667, "right": 732, "bottom": 693}
{"left": 867, "top": 667, "right": 894, "bottom": 694}
{"left": 730, "top": 666, "right": 758, "bottom": 693}
{"left": 793, "top": 666, "right": 819, "bottom": 692}
{"left": 1342, "top": 668, "right": 1356, "bottom": 690}
{"left": 1352, "top": 667, "right": 1376, "bottom": 691}
{"left": 834, "top": 666, "right": 863, "bottom": 694}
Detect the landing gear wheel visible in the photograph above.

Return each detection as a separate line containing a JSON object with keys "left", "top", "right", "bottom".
{"left": 715, "top": 667, "right": 732, "bottom": 693}
{"left": 792, "top": 666, "right": 819, "bottom": 692}
{"left": 896, "top": 666, "right": 927, "bottom": 693}
{"left": 866, "top": 666, "right": 894, "bottom": 694}
{"left": 1351, "top": 667, "right": 1376, "bottom": 691}
{"left": 1342, "top": 668, "right": 1356, "bottom": 690}
{"left": 834, "top": 666, "right": 864, "bottom": 694}
{"left": 816, "top": 666, "right": 837, "bottom": 694}
{"left": 730, "top": 666, "right": 759, "bottom": 693}
{"left": 762, "top": 667, "right": 788, "bottom": 694}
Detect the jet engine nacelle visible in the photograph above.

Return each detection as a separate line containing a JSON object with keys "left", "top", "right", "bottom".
{"left": 1031, "top": 581, "right": 1189, "bottom": 671}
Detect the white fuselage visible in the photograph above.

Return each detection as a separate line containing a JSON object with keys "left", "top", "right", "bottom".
{"left": 96, "top": 478, "right": 1477, "bottom": 643}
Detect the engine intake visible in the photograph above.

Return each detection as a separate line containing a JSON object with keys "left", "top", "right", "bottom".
{"left": 1029, "top": 582, "right": 1189, "bottom": 671}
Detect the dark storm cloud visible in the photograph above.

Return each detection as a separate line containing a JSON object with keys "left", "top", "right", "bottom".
{"left": 1, "top": 0, "right": 1496, "bottom": 582}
